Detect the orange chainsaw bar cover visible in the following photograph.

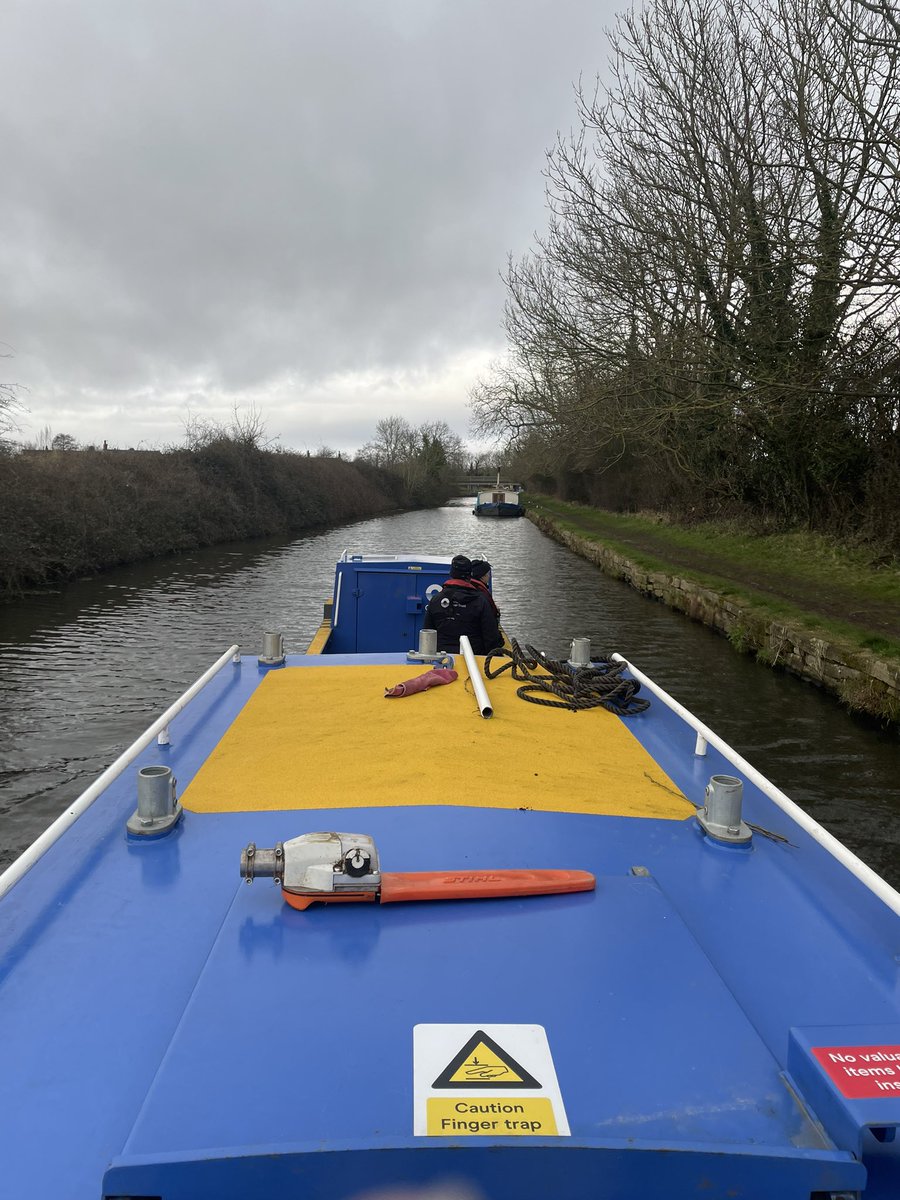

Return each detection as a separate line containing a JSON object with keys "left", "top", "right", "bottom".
{"left": 379, "top": 868, "right": 595, "bottom": 903}
{"left": 281, "top": 869, "right": 595, "bottom": 909}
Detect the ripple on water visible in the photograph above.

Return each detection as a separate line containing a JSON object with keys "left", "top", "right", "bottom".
{"left": 1, "top": 506, "right": 898, "bottom": 883}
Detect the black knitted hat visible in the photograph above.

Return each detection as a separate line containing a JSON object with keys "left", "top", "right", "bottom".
{"left": 450, "top": 554, "right": 472, "bottom": 579}
{"left": 469, "top": 559, "right": 491, "bottom": 580}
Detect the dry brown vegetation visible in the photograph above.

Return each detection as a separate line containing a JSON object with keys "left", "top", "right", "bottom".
{"left": 0, "top": 443, "right": 409, "bottom": 597}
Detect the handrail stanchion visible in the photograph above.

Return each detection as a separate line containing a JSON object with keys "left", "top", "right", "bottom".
{"left": 0, "top": 644, "right": 241, "bottom": 901}
{"left": 611, "top": 652, "right": 900, "bottom": 918}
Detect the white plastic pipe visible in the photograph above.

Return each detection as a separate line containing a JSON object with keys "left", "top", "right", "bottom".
{"left": 0, "top": 644, "right": 241, "bottom": 901}
{"left": 459, "top": 636, "right": 493, "bottom": 718}
{"left": 611, "top": 653, "right": 900, "bottom": 918}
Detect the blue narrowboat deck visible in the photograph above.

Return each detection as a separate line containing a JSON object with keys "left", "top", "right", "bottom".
{"left": 1, "top": 554, "right": 898, "bottom": 1199}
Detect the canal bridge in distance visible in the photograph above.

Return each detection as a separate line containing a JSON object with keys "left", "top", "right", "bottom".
{"left": 449, "top": 475, "right": 512, "bottom": 495}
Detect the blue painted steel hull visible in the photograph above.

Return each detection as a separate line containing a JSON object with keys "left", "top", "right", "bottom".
{"left": 1, "top": 556, "right": 899, "bottom": 1199}
{"left": 473, "top": 501, "right": 523, "bottom": 517}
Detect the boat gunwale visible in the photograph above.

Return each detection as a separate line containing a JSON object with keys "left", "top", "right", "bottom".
{"left": 0, "top": 643, "right": 240, "bottom": 900}
{"left": 612, "top": 652, "right": 900, "bottom": 919}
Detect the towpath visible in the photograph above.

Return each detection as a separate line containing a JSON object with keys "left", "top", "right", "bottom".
{"left": 531, "top": 503, "right": 900, "bottom": 643}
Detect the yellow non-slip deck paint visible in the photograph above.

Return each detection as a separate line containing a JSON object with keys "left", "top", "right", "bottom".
{"left": 182, "top": 662, "right": 693, "bottom": 819}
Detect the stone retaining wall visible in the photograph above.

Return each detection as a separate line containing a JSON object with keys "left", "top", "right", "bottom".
{"left": 529, "top": 511, "right": 900, "bottom": 724}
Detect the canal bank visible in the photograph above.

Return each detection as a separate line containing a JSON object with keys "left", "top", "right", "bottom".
{"left": 0, "top": 446, "right": 412, "bottom": 598}
{"left": 527, "top": 500, "right": 900, "bottom": 726}
{"left": 3, "top": 502, "right": 899, "bottom": 884}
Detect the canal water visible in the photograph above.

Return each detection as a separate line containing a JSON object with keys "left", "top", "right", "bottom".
{"left": 1, "top": 501, "right": 898, "bottom": 884}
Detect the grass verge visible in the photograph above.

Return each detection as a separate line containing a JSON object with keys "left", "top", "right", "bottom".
{"left": 526, "top": 495, "right": 900, "bottom": 663}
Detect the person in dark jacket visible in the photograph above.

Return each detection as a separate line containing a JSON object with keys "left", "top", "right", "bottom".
{"left": 469, "top": 559, "right": 500, "bottom": 622}
{"left": 423, "top": 554, "right": 502, "bottom": 655}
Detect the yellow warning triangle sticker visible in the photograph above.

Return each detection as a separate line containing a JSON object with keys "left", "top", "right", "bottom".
{"left": 432, "top": 1029, "right": 541, "bottom": 1089}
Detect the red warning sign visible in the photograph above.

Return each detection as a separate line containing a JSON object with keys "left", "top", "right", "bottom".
{"left": 812, "top": 1044, "right": 900, "bottom": 1099}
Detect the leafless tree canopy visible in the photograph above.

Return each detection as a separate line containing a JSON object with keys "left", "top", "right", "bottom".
{"left": 471, "top": 0, "right": 900, "bottom": 540}
{"left": 0, "top": 342, "right": 25, "bottom": 448}
{"left": 356, "top": 415, "right": 466, "bottom": 502}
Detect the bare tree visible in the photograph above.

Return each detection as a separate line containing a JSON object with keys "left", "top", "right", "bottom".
{"left": 473, "top": 0, "right": 900, "bottom": 526}
{"left": 356, "top": 415, "right": 418, "bottom": 468}
{"left": 0, "top": 343, "right": 25, "bottom": 446}
{"left": 418, "top": 420, "right": 467, "bottom": 471}
{"left": 229, "top": 403, "right": 274, "bottom": 450}
{"left": 356, "top": 415, "right": 466, "bottom": 501}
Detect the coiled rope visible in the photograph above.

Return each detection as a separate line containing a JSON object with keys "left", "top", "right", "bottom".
{"left": 484, "top": 639, "right": 650, "bottom": 716}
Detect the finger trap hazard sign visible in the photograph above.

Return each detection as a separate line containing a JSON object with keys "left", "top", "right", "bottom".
{"left": 414, "top": 1024, "right": 570, "bottom": 1136}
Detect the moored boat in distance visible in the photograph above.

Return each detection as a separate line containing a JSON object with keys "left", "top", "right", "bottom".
{"left": 1, "top": 551, "right": 899, "bottom": 1199}
{"left": 473, "top": 472, "right": 524, "bottom": 517}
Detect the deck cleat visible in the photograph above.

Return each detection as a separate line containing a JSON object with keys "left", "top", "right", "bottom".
{"left": 239, "top": 831, "right": 594, "bottom": 911}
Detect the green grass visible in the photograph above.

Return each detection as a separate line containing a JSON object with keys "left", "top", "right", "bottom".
{"left": 526, "top": 494, "right": 900, "bottom": 662}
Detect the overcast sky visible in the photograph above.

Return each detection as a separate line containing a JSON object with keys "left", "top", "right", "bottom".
{"left": 1, "top": 0, "right": 616, "bottom": 454}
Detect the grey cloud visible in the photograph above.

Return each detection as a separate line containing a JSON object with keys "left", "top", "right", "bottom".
{"left": 1, "top": 0, "right": 615, "bottom": 447}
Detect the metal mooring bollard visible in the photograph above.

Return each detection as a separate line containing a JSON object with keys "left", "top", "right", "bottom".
{"left": 127, "top": 765, "right": 182, "bottom": 837}
{"left": 568, "top": 637, "right": 591, "bottom": 668}
{"left": 406, "top": 626, "right": 447, "bottom": 664}
{"left": 259, "top": 631, "right": 285, "bottom": 667}
{"left": 696, "top": 774, "right": 752, "bottom": 845}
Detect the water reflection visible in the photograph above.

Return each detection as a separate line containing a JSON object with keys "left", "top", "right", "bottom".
{"left": 1, "top": 503, "right": 898, "bottom": 883}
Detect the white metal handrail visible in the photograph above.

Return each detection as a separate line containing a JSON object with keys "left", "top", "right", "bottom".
{"left": 0, "top": 644, "right": 241, "bottom": 902}
{"left": 612, "top": 653, "right": 900, "bottom": 919}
